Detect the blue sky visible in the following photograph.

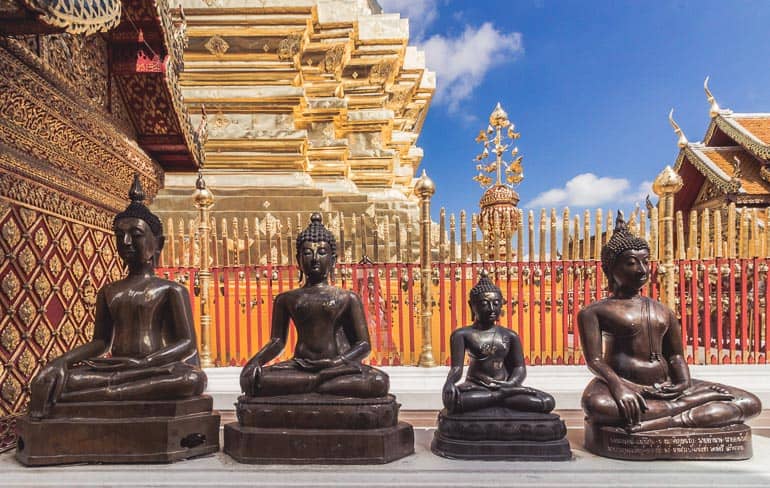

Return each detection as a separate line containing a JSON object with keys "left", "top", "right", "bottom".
{"left": 379, "top": 0, "right": 770, "bottom": 220}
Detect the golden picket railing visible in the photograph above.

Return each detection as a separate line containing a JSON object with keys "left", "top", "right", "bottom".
{"left": 157, "top": 170, "right": 769, "bottom": 367}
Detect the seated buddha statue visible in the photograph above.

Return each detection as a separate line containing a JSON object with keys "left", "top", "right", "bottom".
{"left": 442, "top": 272, "right": 555, "bottom": 414}
{"left": 432, "top": 272, "right": 570, "bottom": 461}
{"left": 27, "top": 175, "right": 206, "bottom": 419}
{"left": 239, "top": 213, "right": 388, "bottom": 398}
{"left": 578, "top": 213, "right": 761, "bottom": 458}
{"left": 227, "top": 214, "right": 412, "bottom": 464}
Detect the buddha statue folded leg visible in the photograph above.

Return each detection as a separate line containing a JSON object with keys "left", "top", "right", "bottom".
{"left": 54, "top": 362, "right": 206, "bottom": 403}
{"left": 254, "top": 359, "right": 389, "bottom": 398}
{"left": 582, "top": 378, "right": 761, "bottom": 431}
{"left": 451, "top": 382, "right": 555, "bottom": 414}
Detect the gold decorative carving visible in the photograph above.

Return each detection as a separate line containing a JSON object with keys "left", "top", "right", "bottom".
{"left": 72, "top": 301, "right": 85, "bottom": 323}
{"left": 18, "top": 208, "right": 36, "bottom": 229}
{"left": 0, "top": 325, "right": 20, "bottom": 352}
{"left": 61, "top": 280, "right": 74, "bottom": 300}
{"left": 60, "top": 321, "right": 75, "bottom": 343}
{"left": 0, "top": 42, "right": 163, "bottom": 210}
{"left": 82, "top": 278, "right": 97, "bottom": 306}
{"left": 1, "top": 218, "right": 20, "bottom": 249}
{"left": 19, "top": 0, "right": 122, "bottom": 36}
{"left": 82, "top": 237, "right": 94, "bottom": 259}
{"left": 33, "top": 274, "right": 51, "bottom": 300}
{"left": 33, "top": 324, "right": 51, "bottom": 348}
{"left": 72, "top": 258, "right": 84, "bottom": 279}
{"left": 369, "top": 61, "right": 393, "bottom": 83}
{"left": 18, "top": 299, "right": 34, "bottom": 326}
{"left": 18, "top": 247, "right": 35, "bottom": 274}
{"left": 1, "top": 273, "right": 19, "bottom": 300}
{"left": 204, "top": 35, "right": 229, "bottom": 58}
{"left": 16, "top": 348, "right": 34, "bottom": 377}
{"left": 91, "top": 261, "right": 104, "bottom": 282}
{"left": 33, "top": 228, "right": 48, "bottom": 250}
{"left": 277, "top": 34, "right": 301, "bottom": 61}
{"left": 40, "top": 34, "right": 109, "bottom": 110}
{"left": 59, "top": 233, "right": 72, "bottom": 255}
{"left": 47, "top": 254, "right": 61, "bottom": 275}
{"left": 0, "top": 376, "right": 20, "bottom": 405}
{"left": 323, "top": 45, "right": 345, "bottom": 74}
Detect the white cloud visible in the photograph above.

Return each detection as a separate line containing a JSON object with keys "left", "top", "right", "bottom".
{"left": 524, "top": 173, "right": 653, "bottom": 208}
{"left": 421, "top": 23, "right": 523, "bottom": 112}
{"left": 378, "top": 0, "right": 438, "bottom": 40}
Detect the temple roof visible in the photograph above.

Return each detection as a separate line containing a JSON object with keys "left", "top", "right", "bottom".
{"left": 671, "top": 89, "right": 770, "bottom": 211}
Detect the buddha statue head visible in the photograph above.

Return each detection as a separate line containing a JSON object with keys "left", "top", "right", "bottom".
{"left": 600, "top": 212, "right": 650, "bottom": 293}
{"left": 295, "top": 213, "right": 337, "bottom": 282}
{"left": 469, "top": 271, "right": 503, "bottom": 324}
{"left": 113, "top": 174, "right": 165, "bottom": 268}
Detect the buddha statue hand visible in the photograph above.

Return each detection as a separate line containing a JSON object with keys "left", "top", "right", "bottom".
{"left": 640, "top": 381, "right": 689, "bottom": 400}
{"left": 83, "top": 357, "right": 143, "bottom": 372}
{"left": 29, "top": 358, "right": 68, "bottom": 418}
{"left": 611, "top": 382, "right": 649, "bottom": 428}
{"left": 442, "top": 381, "right": 459, "bottom": 410}
{"left": 240, "top": 362, "right": 262, "bottom": 397}
{"left": 294, "top": 357, "right": 345, "bottom": 371}
{"left": 499, "top": 384, "right": 539, "bottom": 396}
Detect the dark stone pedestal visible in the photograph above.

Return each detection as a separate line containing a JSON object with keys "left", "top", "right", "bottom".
{"left": 584, "top": 422, "right": 753, "bottom": 461}
{"left": 16, "top": 396, "right": 220, "bottom": 466}
{"left": 431, "top": 408, "right": 572, "bottom": 461}
{"left": 224, "top": 394, "right": 414, "bottom": 464}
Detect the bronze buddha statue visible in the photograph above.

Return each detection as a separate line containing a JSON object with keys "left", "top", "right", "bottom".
{"left": 18, "top": 175, "right": 218, "bottom": 465}
{"left": 226, "top": 214, "right": 413, "bottom": 464}
{"left": 579, "top": 213, "right": 761, "bottom": 459}
{"left": 240, "top": 213, "right": 388, "bottom": 398}
{"left": 432, "top": 273, "right": 571, "bottom": 461}
{"left": 442, "top": 272, "right": 555, "bottom": 414}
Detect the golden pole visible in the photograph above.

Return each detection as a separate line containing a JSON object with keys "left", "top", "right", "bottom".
{"left": 652, "top": 166, "right": 683, "bottom": 312}
{"left": 415, "top": 170, "right": 437, "bottom": 367}
{"left": 192, "top": 172, "right": 215, "bottom": 368}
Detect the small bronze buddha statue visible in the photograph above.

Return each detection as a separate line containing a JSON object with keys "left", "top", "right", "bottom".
{"left": 225, "top": 214, "right": 413, "bottom": 464}
{"left": 431, "top": 272, "right": 571, "bottom": 461}
{"left": 17, "top": 175, "right": 219, "bottom": 466}
{"left": 579, "top": 213, "right": 761, "bottom": 460}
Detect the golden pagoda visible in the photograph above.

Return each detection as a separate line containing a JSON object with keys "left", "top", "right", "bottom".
{"left": 152, "top": 0, "right": 435, "bottom": 252}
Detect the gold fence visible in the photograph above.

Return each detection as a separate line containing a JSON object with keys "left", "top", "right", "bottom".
{"left": 157, "top": 174, "right": 770, "bottom": 367}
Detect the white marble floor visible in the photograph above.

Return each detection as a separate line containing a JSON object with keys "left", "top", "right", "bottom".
{"left": 3, "top": 428, "right": 770, "bottom": 487}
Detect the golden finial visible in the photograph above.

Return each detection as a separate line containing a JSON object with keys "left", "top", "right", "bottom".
{"left": 704, "top": 76, "right": 721, "bottom": 118}
{"left": 668, "top": 109, "right": 688, "bottom": 148}
{"left": 652, "top": 165, "right": 683, "bottom": 196}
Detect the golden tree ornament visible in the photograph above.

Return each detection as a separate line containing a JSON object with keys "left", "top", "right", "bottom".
{"left": 473, "top": 102, "right": 525, "bottom": 259}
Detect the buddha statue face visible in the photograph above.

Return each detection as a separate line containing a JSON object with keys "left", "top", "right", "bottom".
{"left": 470, "top": 290, "right": 503, "bottom": 325}
{"left": 610, "top": 248, "right": 650, "bottom": 292}
{"left": 114, "top": 217, "right": 164, "bottom": 268}
{"left": 297, "top": 240, "right": 334, "bottom": 281}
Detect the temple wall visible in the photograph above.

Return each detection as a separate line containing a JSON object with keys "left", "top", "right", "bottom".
{"left": 0, "top": 36, "right": 164, "bottom": 450}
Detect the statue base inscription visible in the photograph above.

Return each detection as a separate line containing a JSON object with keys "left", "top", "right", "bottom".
{"left": 16, "top": 396, "right": 220, "bottom": 466}
{"left": 584, "top": 422, "right": 753, "bottom": 461}
{"left": 431, "top": 408, "right": 571, "bottom": 461}
{"left": 224, "top": 394, "right": 414, "bottom": 464}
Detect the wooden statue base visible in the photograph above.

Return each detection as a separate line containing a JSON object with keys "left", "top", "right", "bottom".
{"left": 431, "top": 408, "right": 572, "bottom": 461}
{"left": 16, "top": 396, "right": 220, "bottom": 466}
{"left": 224, "top": 394, "right": 414, "bottom": 464}
{"left": 584, "top": 422, "right": 753, "bottom": 460}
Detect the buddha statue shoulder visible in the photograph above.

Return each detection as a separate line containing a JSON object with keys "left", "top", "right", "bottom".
{"left": 28, "top": 175, "right": 206, "bottom": 419}
{"left": 442, "top": 272, "right": 555, "bottom": 414}
{"left": 239, "top": 213, "right": 388, "bottom": 398}
{"left": 578, "top": 212, "right": 761, "bottom": 434}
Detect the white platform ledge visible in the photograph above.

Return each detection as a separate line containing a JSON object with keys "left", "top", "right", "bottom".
{"left": 205, "top": 365, "right": 770, "bottom": 411}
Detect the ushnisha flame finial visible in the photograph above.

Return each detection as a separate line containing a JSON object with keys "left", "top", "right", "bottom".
{"left": 668, "top": 109, "right": 688, "bottom": 149}
{"left": 704, "top": 76, "right": 721, "bottom": 118}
